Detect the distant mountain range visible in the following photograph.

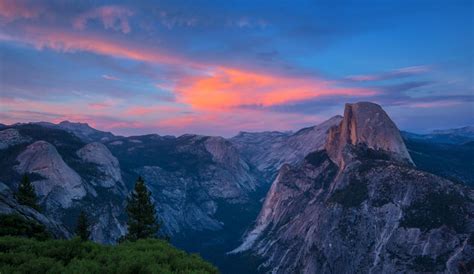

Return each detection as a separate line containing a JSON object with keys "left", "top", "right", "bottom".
{"left": 0, "top": 103, "right": 473, "bottom": 273}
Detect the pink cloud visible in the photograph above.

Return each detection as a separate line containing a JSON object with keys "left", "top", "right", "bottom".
{"left": 0, "top": 0, "right": 45, "bottom": 22}
{"left": 73, "top": 5, "right": 134, "bottom": 33}
{"left": 0, "top": 25, "right": 193, "bottom": 66}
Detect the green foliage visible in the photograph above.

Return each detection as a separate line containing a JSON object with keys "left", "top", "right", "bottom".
{"left": 400, "top": 191, "right": 468, "bottom": 232}
{"left": 16, "top": 174, "right": 40, "bottom": 211}
{"left": 75, "top": 211, "right": 91, "bottom": 241}
{"left": 0, "top": 236, "right": 218, "bottom": 274}
{"left": 124, "top": 176, "right": 160, "bottom": 241}
{"left": 0, "top": 214, "right": 51, "bottom": 240}
{"left": 329, "top": 178, "right": 368, "bottom": 208}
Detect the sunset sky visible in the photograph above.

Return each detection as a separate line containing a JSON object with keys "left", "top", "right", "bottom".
{"left": 0, "top": 0, "right": 473, "bottom": 136}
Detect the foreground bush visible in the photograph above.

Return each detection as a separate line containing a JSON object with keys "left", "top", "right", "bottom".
{"left": 0, "top": 236, "right": 218, "bottom": 274}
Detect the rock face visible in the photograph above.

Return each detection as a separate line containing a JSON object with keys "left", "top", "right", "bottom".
{"left": 0, "top": 182, "right": 71, "bottom": 239}
{"left": 15, "top": 141, "right": 86, "bottom": 208}
{"left": 233, "top": 102, "right": 474, "bottom": 274}
{"left": 0, "top": 125, "right": 126, "bottom": 243}
{"left": 77, "top": 142, "right": 124, "bottom": 189}
{"left": 231, "top": 115, "right": 342, "bottom": 179}
{"left": 326, "top": 102, "right": 413, "bottom": 167}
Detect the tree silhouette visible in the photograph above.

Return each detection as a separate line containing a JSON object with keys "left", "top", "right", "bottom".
{"left": 75, "top": 211, "right": 91, "bottom": 241}
{"left": 16, "top": 174, "right": 40, "bottom": 211}
{"left": 123, "top": 176, "right": 159, "bottom": 241}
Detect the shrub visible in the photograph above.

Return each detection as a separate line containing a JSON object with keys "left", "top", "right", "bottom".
{"left": 0, "top": 214, "right": 51, "bottom": 240}
{"left": 329, "top": 178, "right": 368, "bottom": 208}
{"left": 0, "top": 237, "right": 218, "bottom": 274}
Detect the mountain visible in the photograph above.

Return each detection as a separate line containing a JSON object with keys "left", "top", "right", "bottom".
{"left": 1, "top": 109, "right": 473, "bottom": 273}
{"left": 106, "top": 133, "right": 263, "bottom": 237}
{"left": 403, "top": 137, "right": 474, "bottom": 187}
{"left": 232, "top": 102, "right": 474, "bottom": 273}
{"left": 230, "top": 115, "right": 342, "bottom": 180}
{"left": 402, "top": 126, "right": 474, "bottom": 145}
{"left": 0, "top": 123, "right": 267, "bottom": 251}
{"left": 0, "top": 118, "right": 340, "bottom": 272}
{"left": 33, "top": 121, "right": 117, "bottom": 143}
{"left": 0, "top": 125, "right": 127, "bottom": 243}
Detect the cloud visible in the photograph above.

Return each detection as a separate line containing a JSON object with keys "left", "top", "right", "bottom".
{"left": 0, "top": 0, "right": 45, "bottom": 22}
{"left": 0, "top": 0, "right": 44, "bottom": 22}
{"left": 379, "top": 81, "right": 433, "bottom": 93}
{"left": 73, "top": 5, "right": 134, "bottom": 33}
{"left": 102, "top": 74, "right": 120, "bottom": 81}
{"left": 345, "top": 65, "right": 431, "bottom": 82}
{"left": 0, "top": 25, "right": 193, "bottom": 66}
{"left": 175, "top": 67, "right": 375, "bottom": 111}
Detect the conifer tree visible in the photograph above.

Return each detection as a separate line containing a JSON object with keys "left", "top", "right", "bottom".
{"left": 124, "top": 176, "right": 159, "bottom": 241}
{"left": 16, "top": 174, "right": 39, "bottom": 211}
{"left": 75, "top": 211, "right": 91, "bottom": 241}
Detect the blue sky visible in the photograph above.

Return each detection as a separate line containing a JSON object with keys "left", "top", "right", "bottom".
{"left": 0, "top": 0, "right": 472, "bottom": 136}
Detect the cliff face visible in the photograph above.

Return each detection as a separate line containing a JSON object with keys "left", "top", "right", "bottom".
{"left": 326, "top": 102, "right": 413, "bottom": 168}
{"left": 77, "top": 142, "right": 124, "bottom": 190}
{"left": 15, "top": 141, "right": 86, "bottom": 208}
{"left": 233, "top": 102, "right": 474, "bottom": 274}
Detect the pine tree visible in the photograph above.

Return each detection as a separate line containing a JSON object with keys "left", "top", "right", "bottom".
{"left": 75, "top": 211, "right": 91, "bottom": 241}
{"left": 124, "top": 176, "right": 159, "bottom": 241}
{"left": 16, "top": 174, "right": 39, "bottom": 211}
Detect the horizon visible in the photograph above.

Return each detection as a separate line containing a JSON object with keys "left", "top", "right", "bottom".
{"left": 1, "top": 0, "right": 473, "bottom": 136}
{"left": 4, "top": 113, "right": 473, "bottom": 138}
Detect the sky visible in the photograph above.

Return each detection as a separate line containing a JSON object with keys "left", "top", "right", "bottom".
{"left": 0, "top": 0, "right": 473, "bottom": 137}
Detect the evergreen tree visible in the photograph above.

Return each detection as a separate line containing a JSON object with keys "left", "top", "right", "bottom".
{"left": 75, "top": 211, "right": 91, "bottom": 241}
{"left": 124, "top": 176, "right": 159, "bottom": 241}
{"left": 16, "top": 174, "right": 39, "bottom": 211}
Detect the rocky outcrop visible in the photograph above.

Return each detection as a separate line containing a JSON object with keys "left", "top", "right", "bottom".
{"left": 77, "top": 142, "right": 124, "bottom": 189}
{"left": 326, "top": 102, "right": 413, "bottom": 167}
{"left": 233, "top": 102, "right": 473, "bottom": 274}
{"left": 0, "top": 182, "right": 71, "bottom": 238}
{"left": 15, "top": 141, "right": 86, "bottom": 208}
{"left": 231, "top": 115, "right": 342, "bottom": 179}
{"left": 0, "top": 128, "right": 31, "bottom": 149}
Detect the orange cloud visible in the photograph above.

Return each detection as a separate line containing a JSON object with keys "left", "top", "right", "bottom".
{"left": 176, "top": 67, "right": 375, "bottom": 110}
